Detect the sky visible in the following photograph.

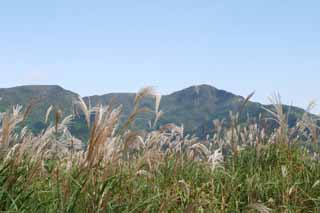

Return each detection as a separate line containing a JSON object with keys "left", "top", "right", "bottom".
{"left": 0, "top": 0, "right": 319, "bottom": 112}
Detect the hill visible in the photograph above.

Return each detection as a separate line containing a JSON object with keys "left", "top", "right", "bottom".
{"left": 84, "top": 84, "right": 305, "bottom": 137}
{"left": 0, "top": 84, "right": 305, "bottom": 138}
{"left": 0, "top": 85, "right": 79, "bottom": 132}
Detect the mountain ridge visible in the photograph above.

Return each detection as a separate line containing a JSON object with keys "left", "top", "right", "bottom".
{"left": 0, "top": 84, "right": 306, "bottom": 138}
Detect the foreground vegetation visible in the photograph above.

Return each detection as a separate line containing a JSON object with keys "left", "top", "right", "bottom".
{"left": 0, "top": 88, "right": 319, "bottom": 212}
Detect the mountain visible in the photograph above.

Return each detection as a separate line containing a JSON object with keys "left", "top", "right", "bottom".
{"left": 0, "top": 84, "right": 305, "bottom": 138}
{"left": 84, "top": 85, "right": 305, "bottom": 137}
{"left": 0, "top": 85, "right": 79, "bottom": 131}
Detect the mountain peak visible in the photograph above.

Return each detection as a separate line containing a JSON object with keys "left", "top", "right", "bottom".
{"left": 7, "top": 85, "right": 63, "bottom": 90}
{"left": 169, "top": 84, "right": 241, "bottom": 102}
{"left": 191, "top": 84, "right": 217, "bottom": 94}
{"left": 0, "top": 85, "right": 79, "bottom": 98}
{"left": 169, "top": 84, "right": 217, "bottom": 96}
{"left": 0, "top": 85, "right": 79, "bottom": 127}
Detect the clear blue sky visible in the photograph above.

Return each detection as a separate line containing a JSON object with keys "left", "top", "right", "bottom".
{"left": 0, "top": 1, "right": 319, "bottom": 112}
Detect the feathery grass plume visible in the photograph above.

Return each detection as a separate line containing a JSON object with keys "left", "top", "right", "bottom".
{"left": 86, "top": 105, "right": 122, "bottom": 165}
{"left": 155, "top": 93, "right": 162, "bottom": 113}
{"left": 120, "top": 107, "right": 150, "bottom": 133}
{"left": 143, "top": 131, "right": 162, "bottom": 150}
{"left": 122, "top": 131, "right": 145, "bottom": 159}
{"left": 299, "top": 101, "right": 319, "bottom": 146}
{"left": 189, "top": 143, "right": 210, "bottom": 160}
{"left": 134, "top": 86, "right": 156, "bottom": 107}
{"left": 120, "top": 87, "right": 157, "bottom": 133}
{"left": 153, "top": 110, "right": 163, "bottom": 128}
{"left": 263, "top": 93, "right": 289, "bottom": 144}
{"left": 22, "top": 98, "right": 39, "bottom": 122}
{"left": 229, "top": 111, "right": 239, "bottom": 156}
{"left": 208, "top": 148, "right": 223, "bottom": 171}
{"left": 76, "top": 96, "right": 92, "bottom": 128}
{"left": 45, "top": 105, "right": 53, "bottom": 124}
{"left": 180, "top": 124, "right": 184, "bottom": 138}
{"left": 55, "top": 109, "right": 62, "bottom": 133}
{"left": 60, "top": 114, "right": 74, "bottom": 129}
{"left": 19, "top": 126, "right": 29, "bottom": 141}
{"left": 153, "top": 93, "right": 163, "bottom": 128}
{"left": 160, "top": 123, "right": 184, "bottom": 137}
{"left": 239, "top": 91, "right": 255, "bottom": 116}
{"left": 213, "top": 119, "right": 225, "bottom": 147}
{"left": 1, "top": 112, "right": 10, "bottom": 148}
{"left": 235, "top": 91, "right": 255, "bottom": 146}
{"left": 3, "top": 143, "right": 21, "bottom": 164}
{"left": 0, "top": 105, "right": 24, "bottom": 149}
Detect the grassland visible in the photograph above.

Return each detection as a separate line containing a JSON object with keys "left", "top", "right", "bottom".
{"left": 0, "top": 87, "right": 319, "bottom": 212}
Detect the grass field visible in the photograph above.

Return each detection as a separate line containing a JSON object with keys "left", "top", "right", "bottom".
{"left": 0, "top": 88, "right": 319, "bottom": 212}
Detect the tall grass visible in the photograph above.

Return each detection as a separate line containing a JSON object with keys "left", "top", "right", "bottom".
{"left": 0, "top": 88, "right": 320, "bottom": 212}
